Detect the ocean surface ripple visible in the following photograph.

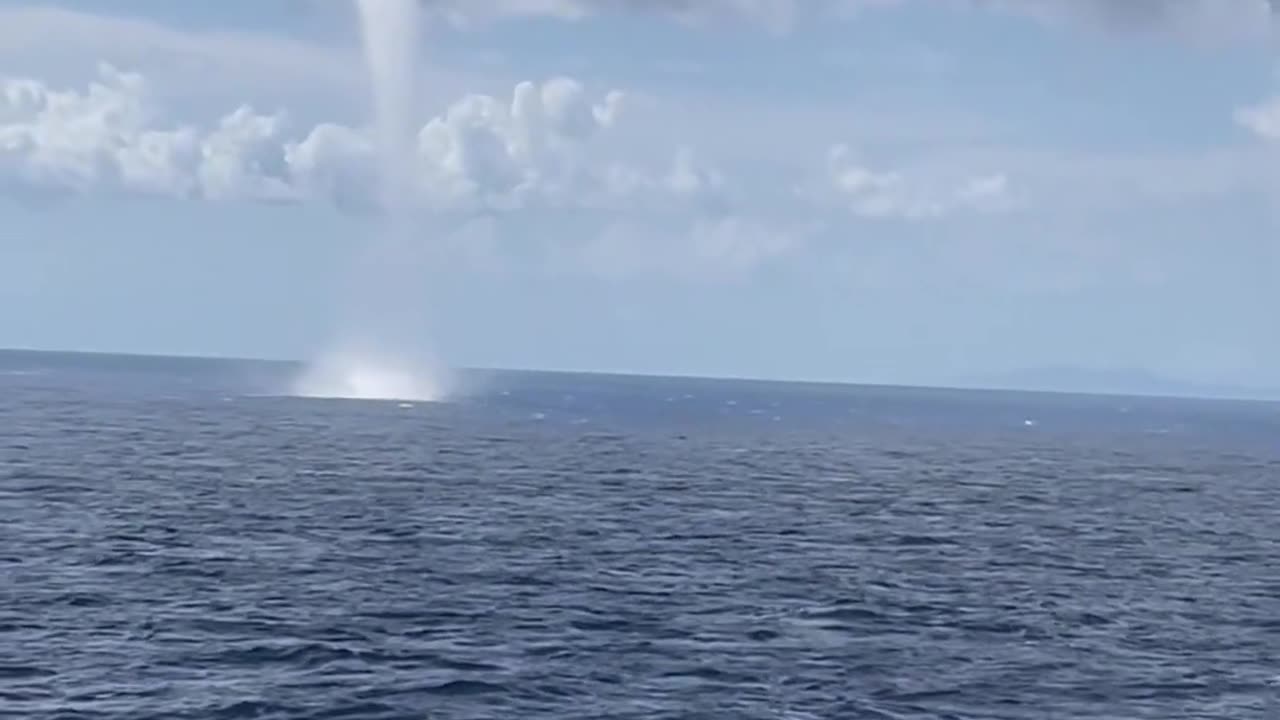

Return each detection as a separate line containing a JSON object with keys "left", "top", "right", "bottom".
{"left": 1, "top": 351, "right": 1278, "bottom": 719}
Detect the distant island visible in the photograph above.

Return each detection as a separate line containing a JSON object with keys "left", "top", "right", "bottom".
{"left": 958, "top": 366, "right": 1280, "bottom": 403}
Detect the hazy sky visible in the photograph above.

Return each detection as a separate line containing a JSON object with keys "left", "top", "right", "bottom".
{"left": 1, "top": 0, "right": 1278, "bottom": 387}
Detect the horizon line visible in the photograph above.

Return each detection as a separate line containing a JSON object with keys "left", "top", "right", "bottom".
{"left": 2, "top": 345, "right": 1277, "bottom": 406}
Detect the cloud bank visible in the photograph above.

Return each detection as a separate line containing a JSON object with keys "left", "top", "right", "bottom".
{"left": 422, "top": 0, "right": 1278, "bottom": 40}
{"left": 0, "top": 63, "right": 712, "bottom": 214}
{"left": 1, "top": 63, "right": 1019, "bottom": 225}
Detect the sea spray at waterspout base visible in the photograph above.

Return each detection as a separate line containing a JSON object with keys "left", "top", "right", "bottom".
{"left": 292, "top": 0, "right": 448, "bottom": 402}
{"left": 292, "top": 345, "right": 446, "bottom": 402}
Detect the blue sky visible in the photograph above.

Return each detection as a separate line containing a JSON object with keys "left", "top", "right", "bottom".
{"left": 1, "top": 0, "right": 1278, "bottom": 389}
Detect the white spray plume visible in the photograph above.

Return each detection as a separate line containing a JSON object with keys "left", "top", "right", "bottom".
{"left": 293, "top": 345, "right": 446, "bottom": 402}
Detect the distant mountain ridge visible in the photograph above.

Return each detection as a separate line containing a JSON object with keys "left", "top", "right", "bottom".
{"left": 3, "top": 348, "right": 1278, "bottom": 403}
{"left": 960, "top": 366, "right": 1280, "bottom": 402}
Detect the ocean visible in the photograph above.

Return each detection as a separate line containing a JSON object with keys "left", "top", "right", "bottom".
{"left": 1, "top": 349, "right": 1277, "bottom": 719}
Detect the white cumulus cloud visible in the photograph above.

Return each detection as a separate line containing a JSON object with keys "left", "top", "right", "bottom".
{"left": 0, "top": 64, "right": 711, "bottom": 214}
{"left": 814, "top": 144, "right": 1014, "bottom": 219}
{"left": 1236, "top": 96, "right": 1280, "bottom": 142}
{"left": 0, "top": 63, "right": 297, "bottom": 202}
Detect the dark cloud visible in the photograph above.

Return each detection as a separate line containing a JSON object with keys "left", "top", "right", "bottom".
{"left": 419, "top": 0, "right": 1278, "bottom": 41}
{"left": 418, "top": 0, "right": 802, "bottom": 27}
{"left": 976, "top": 0, "right": 1277, "bottom": 39}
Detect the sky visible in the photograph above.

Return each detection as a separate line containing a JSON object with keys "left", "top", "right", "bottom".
{"left": 1, "top": 0, "right": 1278, "bottom": 390}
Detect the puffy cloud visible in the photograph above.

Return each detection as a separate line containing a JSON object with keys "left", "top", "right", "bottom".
{"left": 600, "top": 146, "right": 728, "bottom": 214}
{"left": 408, "top": 76, "right": 624, "bottom": 211}
{"left": 0, "top": 64, "right": 709, "bottom": 213}
{"left": 0, "top": 63, "right": 296, "bottom": 201}
{"left": 1237, "top": 97, "right": 1280, "bottom": 142}
{"left": 814, "top": 144, "right": 1013, "bottom": 219}
{"left": 955, "top": 173, "right": 1013, "bottom": 212}
{"left": 199, "top": 106, "right": 294, "bottom": 202}
{"left": 2, "top": 64, "right": 161, "bottom": 193}
{"left": 686, "top": 215, "right": 804, "bottom": 273}
{"left": 570, "top": 215, "right": 808, "bottom": 278}
{"left": 284, "top": 123, "right": 377, "bottom": 210}
{"left": 667, "top": 147, "right": 725, "bottom": 198}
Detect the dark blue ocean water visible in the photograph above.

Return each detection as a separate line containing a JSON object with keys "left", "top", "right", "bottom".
{"left": 2, "top": 349, "right": 1278, "bottom": 719}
